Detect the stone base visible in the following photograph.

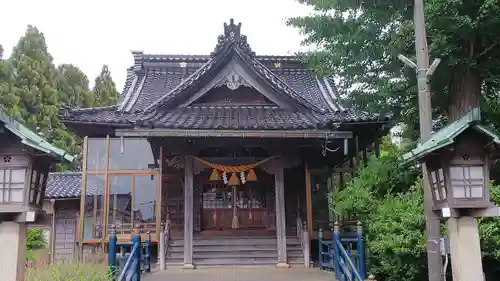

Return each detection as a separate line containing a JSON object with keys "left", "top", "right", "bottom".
{"left": 183, "top": 263, "right": 195, "bottom": 269}
{"left": 0, "top": 221, "right": 27, "bottom": 281}
{"left": 276, "top": 262, "right": 290, "bottom": 268}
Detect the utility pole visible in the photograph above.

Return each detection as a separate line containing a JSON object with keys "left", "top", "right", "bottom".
{"left": 399, "top": 0, "right": 443, "bottom": 280}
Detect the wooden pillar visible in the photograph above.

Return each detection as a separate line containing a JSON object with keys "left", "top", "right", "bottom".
{"left": 78, "top": 136, "right": 88, "bottom": 260}
{"left": 275, "top": 166, "right": 289, "bottom": 268}
{"left": 355, "top": 135, "right": 361, "bottom": 168}
{"left": 183, "top": 156, "right": 194, "bottom": 269}
{"left": 304, "top": 161, "right": 313, "bottom": 239}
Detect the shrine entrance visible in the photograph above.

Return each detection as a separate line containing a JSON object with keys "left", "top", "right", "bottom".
{"left": 192, "top": 146, "right": 278, "bottom": 235}
{"left": 200, "top": 167, "right": 276, "bottom": 233}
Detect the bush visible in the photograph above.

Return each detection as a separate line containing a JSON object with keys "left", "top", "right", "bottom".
{"left": 330, "top": 139, "right": 500, "bottom": 281}
{"left": 365, "top": 181, "right": 427, "bottom": 281}
{"left": 331, "top": 144, "right": 420, "bottom": 217}
{"left": 27, "top": 228, "right": 46, "bottom": 261}
{"left": 27, "top": 228, "right": 46, "bottom": 250}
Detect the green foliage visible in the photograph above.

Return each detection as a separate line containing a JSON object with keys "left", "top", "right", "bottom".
{"left": 57, "top": 64, "right": 94, "bottom": 108}
{"left": 479, "top": 183, "right": 500, "bottom": 260}
{"left": 25, "top": 262, "right": 109, "bottom": 281}
{"left": 331, "top": 141, "right": 420, "bottom": 217}
{"left": 27, "top": 228, "right": 46, "bottom": 261}
{"left": 0, "top": 26, "right": 121, "bottom": 171}
{"left": 366, "top": 181, "right": 427, "bottom": 281}
{"left": 288, "top": 0, "right": 500, "bottom": 137}
{"left": 27, "top": 228, "right": 46, "bottom": 250}
{"left": 92, "top": 65, "right": 119, "bottom": 107}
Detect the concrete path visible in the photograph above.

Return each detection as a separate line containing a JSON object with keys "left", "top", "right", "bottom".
{"left": 144, "top": 268, "right": 336, "bottom": 281}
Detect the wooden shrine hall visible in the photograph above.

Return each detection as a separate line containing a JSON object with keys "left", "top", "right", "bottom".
{"left": 60, "top": 19, "right": 389, "bottom": 268}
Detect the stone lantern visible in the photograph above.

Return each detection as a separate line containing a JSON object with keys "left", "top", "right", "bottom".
{"left": 0, "top": 109, "right": 74, "bottom": 221}
{"left": 403, "top": 108, "right": 500, "bottom": 217}
{"left": 0, "top": 108, "right": 74, "bottom": 281}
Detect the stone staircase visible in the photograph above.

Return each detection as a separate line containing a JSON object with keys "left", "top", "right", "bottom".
{"left": 165, "top": 236, "right": 305, "bottom": 268}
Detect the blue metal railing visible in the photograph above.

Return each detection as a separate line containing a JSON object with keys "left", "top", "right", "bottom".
{"left": 317, "top": 221, "right": 366, "bottom": 281}
{"left": 108, "top": 225, "right": 152, "bottom": 281}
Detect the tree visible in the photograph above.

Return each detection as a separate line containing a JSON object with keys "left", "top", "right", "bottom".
{"left": 7, "top": 26, "right": 76, "bottom": 168}
{"left": 288, "top": 0, "right": 500, "bottom": 137}
{"left": 92, "top": 64, "right": 119, "bottom": 106}
{"left": 0, "top": 44, "right": 22, "bottom": 119}
{"left": 57, "top": 64, "right": 94, "bottom": 108}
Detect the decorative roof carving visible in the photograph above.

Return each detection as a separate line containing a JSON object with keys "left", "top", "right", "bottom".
{"left": 215, "top": 72, "right": 252, "bottom": 90}
{"left": 211, "top": 19, "right": 255, "bottom": 57}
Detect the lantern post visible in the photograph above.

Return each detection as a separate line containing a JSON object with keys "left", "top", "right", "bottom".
{"left": 403, "top": 108, "right": 500, "bottom": 281}
{"left": 0, "top": 109, "right": 74, "bottom": 281}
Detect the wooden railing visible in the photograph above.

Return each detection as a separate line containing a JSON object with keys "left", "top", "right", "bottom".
{"left": 108, "top": 224, "right": 152, "bottom": 281}
{"left": 159, "top": 220, "right": 171, "bottom": 271}
{"left": 318, "top": 221, "right": 367, "bottom": 281}
{"left": 296, "top": 212, "right": 310, "bottom": 268}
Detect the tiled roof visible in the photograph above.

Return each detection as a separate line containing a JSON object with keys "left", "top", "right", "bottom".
{"left": 61, "top": 19, "right": 388, "bottom": 131}
{"left": 403, "top": 108, "right": 500, "bottom": 163}
{"left": 1, "top": 108, "right": 75, "bottom": 162}
{"left": 140, "top": 106, "right": 325, "bottom": 130}
{"left": 46, "top": 173, "right": 133, "bottom": 215}
{"left": 45, "top": 172, "right": 105, "bottom": 199}
{"left": 46, "top": 172, "right": 82, "bottom": 198}
{"left": 137, "top": 105, "right": 380, "bottom": 130}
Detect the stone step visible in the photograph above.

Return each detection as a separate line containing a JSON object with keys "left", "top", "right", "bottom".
{"left": 171, "top": 237, "right": 279, "bottom": 247}
{"left": 193, "top": 251, "right": 277, "bottom": 259}
{"left": 194, "top": 257, "right": 278, "bottom": 266}
{"left": 165, "top": 236, "right": 306, "bottom": 269}
{"left": 167, "top": 250, "right": 303, "bottom": 258}
{"left": 171, "top": 244, "right": 277, "bottom": 252}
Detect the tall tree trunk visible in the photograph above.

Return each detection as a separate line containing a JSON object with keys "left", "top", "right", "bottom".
{"left": 447, "top": 66, "right": 482, "bottom": 121}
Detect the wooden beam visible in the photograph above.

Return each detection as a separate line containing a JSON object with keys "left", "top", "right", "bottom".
{"left": 102, "top": 135, "right": 110, "bottom": 251}
{"left": 78, "top": 136, "right": 88, "bottom": 260}
{"left": 275, "top": 166, "right": 288, "bottom": 267}
{"left": 183, "top": 156, "right": 194, "bottom": 269}
{"left": 363, "top": 147, "right": 368, "bottom": 167}
{"left": 355, "top": 135, "right": 361, "bottom": 167}
{"left": 156, "top": 146, "right": 163, "bottom": 238}
{"left": 87, "top": 170, "right": 158, "bottom": 175}
{"left": 131, "top": 175, "right": 135, "bottom": 227}
{"left": 304, "top": 161, "right": 313, "bottom": 239}
{"left": 116, "top": 128, "right": 353, "bottom": 139}
{"left": 332, "top": 167, "right": 356, "bottom": 173}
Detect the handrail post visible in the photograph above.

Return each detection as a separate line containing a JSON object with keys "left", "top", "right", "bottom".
{"left": 132, "top": 224, "right": 142, "bottom": 281}
{"left": 159, "top": 221, "right": 166, "bottom": 271}
{"left": 333, "top": 222, "right": 341, "bottom": 280}
{"left": 357, "top": 221, "right": 366, "bottom": 280}
{"left": 145, "top": 231, "right": 152, "bottom": 273}
{"left": 108, "top": 224, "right": 117, "bottom": 281}
{"left": 318, "top": 228, "right": 323, "bottom": 268}
{"left": 303, "top": 220, "right": 310, "bottom": 268}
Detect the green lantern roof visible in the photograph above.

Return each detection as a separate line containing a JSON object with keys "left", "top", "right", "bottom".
{"left": 403, "top": 108, "right": 500, "bottom": 163}
{"left": 0, "top": 108, "right": 75, "bottom": 163}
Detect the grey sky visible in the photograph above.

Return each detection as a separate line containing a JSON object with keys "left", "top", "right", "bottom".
{"left": 0, "top": 0, "right": 312, "bottom": 90}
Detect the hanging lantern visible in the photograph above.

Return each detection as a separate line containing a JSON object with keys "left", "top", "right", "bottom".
{"left": 247, "top": 169, "right": 257, "bottom": 181}
{"left": 228, "top": 172, "right": 240, "bottom": 186}
{"left": 209, "top": 169, "right": 221, "bottom": 181}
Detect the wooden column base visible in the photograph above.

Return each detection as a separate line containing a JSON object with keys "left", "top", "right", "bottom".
{"left": 276, "top": 262, "right": 290, "bottom": 268}
{"left": 182, "top": 264, "right": 195, "bottom": 269}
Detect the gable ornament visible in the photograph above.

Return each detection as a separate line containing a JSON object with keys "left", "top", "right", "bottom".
{"left": 216, "top": 72, "right": 252, "bottom": 90}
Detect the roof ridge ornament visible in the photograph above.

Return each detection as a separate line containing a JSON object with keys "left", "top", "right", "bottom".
{"left": 211, "top": 19, "right": 255, "bottom": 57}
